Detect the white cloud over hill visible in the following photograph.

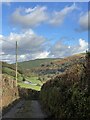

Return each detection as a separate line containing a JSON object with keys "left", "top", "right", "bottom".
{"left": 0, "top": 30, "right": 88, "bottom": 63}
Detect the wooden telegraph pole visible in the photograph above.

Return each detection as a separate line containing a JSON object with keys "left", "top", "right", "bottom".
{"left": 16, "top": 41, "right": 18, "bottom": 87}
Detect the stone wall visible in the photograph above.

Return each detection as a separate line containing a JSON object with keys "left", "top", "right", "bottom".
{"left": 1, "top": 75, "right": 19, "bottom": 109}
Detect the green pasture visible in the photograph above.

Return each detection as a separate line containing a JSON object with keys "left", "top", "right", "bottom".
{"left": 18, "top": 82, "right": 41, "bottom": 91}
{"left": 18, "top": 76, "right": 43, "bottom": 91}
{"left": 26, "top": 77, "right": 42, "bottom": 85}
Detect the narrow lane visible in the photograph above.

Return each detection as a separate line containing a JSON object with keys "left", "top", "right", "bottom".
{"left": 2, "top": 100, "right": 47, "bottom": 118}
{"left": 2, "top": 99, "right": 25, "bottom": 118}
{"left": 30, "top": 100, "right": 47, "bottom": 118}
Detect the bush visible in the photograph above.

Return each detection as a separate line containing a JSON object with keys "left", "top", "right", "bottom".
{"left": 40, "top": 64, "right": 90, "bottom": 119}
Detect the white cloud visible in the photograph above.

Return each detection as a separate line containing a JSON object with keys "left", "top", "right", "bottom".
{"left": 78, "top": 11, "right": 90, "bottom": 31}
{"left": 10, "top": 4, "right": 78, "bottom": 28}
{"left": 1, "top": 51, "right": 50, "bottom": 63}
{"left": 25, "top": 6, "right": 38, "bottom": 13}
{"left": 0, "top": 51, "right": 5, "bottom": 55}
{"left": 2, "top": 29, "right": 46, "bottom": 51}
{"left": 49, "top": 3, "right": 77, "bottom": 26}
{"left": 11, "top": 6, "right": 48, "bottom": 28}
{"left": 49, "top": 40, "right": 71, "bottom": 58}
{"left": 20, "top": 54, "right": 26, "bottom": 59}
{"left": 78, "top": 38, "right": 88, "bottom": 52}
{"left": 0, "top": 31, "right": 88, "bottom": 63}
{"left": 49, "top": 38, "right": 88, "bottom": 58}
{"left": 79, "top": 38, "right": 88, "bottom": 48}
{"left": 34, "top": 51, "right": 50, "bottom": 59}
{"left": 0, "top": 29, "right": 50, "bottom": 63}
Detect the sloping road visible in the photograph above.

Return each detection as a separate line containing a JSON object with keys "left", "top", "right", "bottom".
{"left": 2, "top": 99, "right": 47, "bottom": 119}
{"left": 30, "top": 100, "right": 47, "bottom": 118}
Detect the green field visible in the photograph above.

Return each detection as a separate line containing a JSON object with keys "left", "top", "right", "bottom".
{"left": 18, "top": 76, "right": 43, "bottom": 91}
{"left": 26, "top": 77, "right": 42, "bottom": 85}
{"left": 18, "top": 82, "right": 41, "bottom": 91}
{"left": 2, "top": 62, "right": 43, "bottom": 91}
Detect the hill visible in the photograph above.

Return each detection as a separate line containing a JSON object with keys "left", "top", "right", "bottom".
{"left": 16, "top": 53, "right": 85, "bottom": 78}
{"left": 2, "top": 62, "right": 43, "bottom": 91}
{"left": 1, "top": 52, "right": 90, "bottom": 119}
{"left": 1, "top": 53, "right": 86, "bottom": 91}
{"left": 31, "top": 53, "right": 85, "bottom": 80}
{"left": 2, "top": 62, "right": 23, "bottom": 81}
{"left": 18, "top": 53, "right": 85, "bottom": 71}
{"left": 18, "top": 58, "right": 60, "bottom": 69}
{"left": 40, "top": 53, "right": 90, "bottom": 119}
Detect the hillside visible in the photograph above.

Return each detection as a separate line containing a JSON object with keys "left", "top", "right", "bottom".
{"left": 2, "top": 62, "right": 23, "bottom": 82}
{"left": 2, "top": 62, "right": 43, "bottom": 91}
{"left": 40, "top": 53, "right": 90, "bottom": 119}
{"left": 1, "top": 53, "right": 90, "bottom": 119}
{"left": 18, "top": 58, "right": 60, "bottom": 69}
{"left": 17, "top": 54, "right": 85, "bottom": 72}
{"left": 12, "top": 53, "right": 85, "bottom": 81}
{"left": 1, "top": 53, "right": 86, "bottom": 91}
{"left": 31, "top": 53, "right": 85, "bottom": 80}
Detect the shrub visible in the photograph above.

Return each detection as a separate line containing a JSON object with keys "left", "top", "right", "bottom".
{"left": 40, "top": 64, "right": 90, "bottom": 119}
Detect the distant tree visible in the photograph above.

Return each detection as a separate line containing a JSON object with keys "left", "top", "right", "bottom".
{"left": 22, "top": 77, "right": 26, "bottom": 82}
{"left": 50, "top": 62, "right": 53, "bottom": 65}
{"left": 41, "top": 64, "right": 45, "bottom": 67}
{"left": 46, "top": 64, "right": 50, "bottom": 67}
{"left": 86, "top": 50, "right": 90, "bottom": 57}
{"left": 38, "top": 77, "right": 41, "bottom": 81}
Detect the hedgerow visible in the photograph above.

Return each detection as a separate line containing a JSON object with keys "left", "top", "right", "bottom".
{"left": 40, "top": 63, "right": 90, "bottom": 119}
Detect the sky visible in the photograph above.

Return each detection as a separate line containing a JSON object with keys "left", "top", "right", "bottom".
{"left": 0, "top": 2, "right": 89, "bottom": 63}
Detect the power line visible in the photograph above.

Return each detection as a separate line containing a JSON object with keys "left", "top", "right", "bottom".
{"left": 1, "top": 38, "right": 16, "bottom": 45}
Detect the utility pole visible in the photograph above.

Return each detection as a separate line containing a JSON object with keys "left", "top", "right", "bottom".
{"left": 16, "top": 41, "right": 18, "bottom": 87}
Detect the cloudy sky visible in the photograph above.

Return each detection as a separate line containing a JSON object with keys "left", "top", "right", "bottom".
{"left": 0, "top": 2, "right": 89, "bottom": 63}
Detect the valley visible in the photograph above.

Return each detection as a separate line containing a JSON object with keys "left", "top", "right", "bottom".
{"left": 1, "top": 2, "right": 89, "bottom": 119}
{"left": 2, "top": 53, "right": 86, "bottom": 91}
{"left": 1, "top": 52, "right": 90, "bottom": 119}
